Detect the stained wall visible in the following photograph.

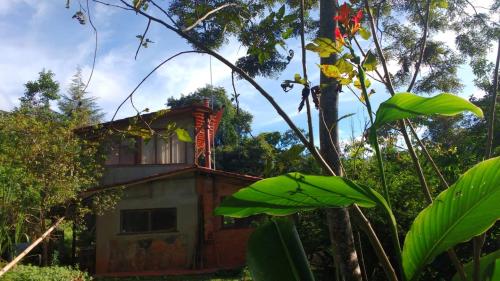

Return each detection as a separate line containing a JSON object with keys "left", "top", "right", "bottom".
{"left": 95, "top": 176, "right": 198, "bottom": 274}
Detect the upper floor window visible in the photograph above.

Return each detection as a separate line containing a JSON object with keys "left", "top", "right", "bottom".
{"left": 141, "top": 133, "right": 186, "bottom": 164}
{"left": 105, "top": 132, "right": 187, "bottom": 165}
{"left": 105, "top": 138, "right": 137, "bottom": 165}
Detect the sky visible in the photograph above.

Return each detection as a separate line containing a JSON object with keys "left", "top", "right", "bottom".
{"left": 0, "top": 0, "right": 496, "bottom": 142}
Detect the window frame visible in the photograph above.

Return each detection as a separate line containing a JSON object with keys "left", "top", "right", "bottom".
{"left": 140, "top": 132, "right": 188, "bottom": 165}
{"left": 119, "top": 208, "right": 178, "bottom": 234}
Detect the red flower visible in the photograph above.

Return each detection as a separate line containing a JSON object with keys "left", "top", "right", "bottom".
{"left": 335, "top": 27, "right": 345, "bottom": 45}
{"left": 351, "top": 10, "right": 363, "bottom": 34}
{"left": 334, "top": 3, "right": 351, "bottom": 26}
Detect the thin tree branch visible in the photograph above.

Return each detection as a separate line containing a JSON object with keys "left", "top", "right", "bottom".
{"left": 351, "top": 205, "right": 398, "bottom": 281}
{"left": 150, "top": 0, "right": 178, "bottom": 27}
{"left": 92, "top": 0, "right": 133, "bottom": 11}
{"left": 319, "top": 109, "right": 347, "bottom": 176}
{"left": 182, "top": 3, "right": 238, "bottom": 32}
{"left": 111, "top": 50, "right": 203, "bottom": 123}
{"left": 485, "top": 38, "right": 500, "bottom": 159}
{"left": 407, "top": 123, "right": 449, "bottom": 188}
{"left": 299, "top": 0, "right": 314, "bottom": 146}
{"left": 231, "top": 70, "right": 240, "bottom": 115}
{"left": 406, "top": 0, "right": 431, "bottom": 93}
{"left": 83, "top": 0, "right": 98, "bottom": 93}
{"left": 135, "top": 19, "right": 151, "bottom": 60}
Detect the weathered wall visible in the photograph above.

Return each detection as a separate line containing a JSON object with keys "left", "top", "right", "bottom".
{"left": 95, "top": 176, "right": 198, "bottom": 274}
{"left": 196, "top": 174, "right": 255, "bottom": 270}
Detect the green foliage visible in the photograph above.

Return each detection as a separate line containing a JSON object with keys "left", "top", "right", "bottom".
{"left": 19, "top": 69, "right": 60, "bottom": 109}
{"left": 215, "top": 173, "right": 385, "bottom": 217}
{"left": 0, "top": 109, "right": 103, "bottom": 257}
{"left": 2, "top": 265, "right": 92, "bottom": 281}
{"left": 372, "top": 93, "right": 484, "bottom": 129}
{"left": 247, "top": 218, "right": 314, "bottom": 281}
{"left": 452, "top": 250, "right": 500, "bottom": 281}
{"left": 402, "top": 157, "right": 500, "bottom": 281}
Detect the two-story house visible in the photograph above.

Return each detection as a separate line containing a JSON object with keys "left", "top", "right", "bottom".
{"left": 82, "top": 100, "right": 259, "bottom": 277}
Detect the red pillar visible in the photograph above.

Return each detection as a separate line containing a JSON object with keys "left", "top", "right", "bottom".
{"left": 204, "top": 112, "right": 211, "bottom": 169}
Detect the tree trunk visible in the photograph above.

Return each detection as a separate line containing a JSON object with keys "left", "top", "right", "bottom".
{"left": 319, "top": 0, "right": 362, "bottom": 280}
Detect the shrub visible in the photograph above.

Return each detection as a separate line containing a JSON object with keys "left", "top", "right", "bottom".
{"left": 2, "top": 265, "right": 92, "bottom": 281}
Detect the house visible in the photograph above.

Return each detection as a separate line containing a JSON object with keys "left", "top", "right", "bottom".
{"left": 82, "top": 100, "right": 260, "bottom": 276}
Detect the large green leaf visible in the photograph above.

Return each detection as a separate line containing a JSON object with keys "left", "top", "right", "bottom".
{"left": 452, "top": 250, "right": 500, "bottom": 281}
{"left": 214, "top": 173, "right": 382, "bottom": 218}
{"left": 247, "top": 218, "right": 315, "bottom": 281}
{"left": 373, "top": 92, "right": 483, "bottom": 129}
{"left": 402, "top": 157, "right": 500, "bottom": 281}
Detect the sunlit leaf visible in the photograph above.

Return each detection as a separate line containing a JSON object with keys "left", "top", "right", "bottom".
{"left": 402, "top": 157, "right": 500, "bottom": 281}
{"left": 372, "top": 92, "right": 484, "bottom": 129}
{"left": 294, "top": 73, "right": 306, "bottom": 85}
{"left": 305, "top": 38, "right": 341, "bottom": 58}
{"left": 335, "top": 58, "right": 354, "bottom": 74}
{"left": 320, "top": 65, "right": 341, "bottom": 79}
{"left": 175, "top": 128, "right": 192, "bottom": 142}
{"left": 359, "top": 27, "right": 371, "bottom": 40}
{"left": 354, "top": 78, "right": 371, "bottom": 89}
{"left": 215, "top": 173, "right": 383, "bottom": 217}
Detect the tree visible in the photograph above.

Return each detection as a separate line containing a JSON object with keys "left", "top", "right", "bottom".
{"left": 58, "top": 67, "right": 104, "bottom": 127}
{"left": 19, "top": 69, "right": 60, "bottom": 110}
{"left": 0, "top": 69, "right": 106, "bottom": 265}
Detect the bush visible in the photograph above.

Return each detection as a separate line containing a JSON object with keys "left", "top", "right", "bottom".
{"left": 2, "top": 265, "right": 92, "bottom": 281}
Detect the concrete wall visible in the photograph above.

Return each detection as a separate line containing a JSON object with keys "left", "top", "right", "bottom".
{"left": 95, "top": 175, "right": 198, "bottom": 274}
{"left": 100, "top": 164, "right": 191, "bottom": 186}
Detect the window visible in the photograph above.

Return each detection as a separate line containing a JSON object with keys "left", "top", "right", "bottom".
{"left": 120, "top": 208, "right": 177, "bottom": 234}
{"left": 140, "top": 132, "right": 186, "bottom": 164}
{"left": 105, "top": 138, "right": 137, "bottom": 165}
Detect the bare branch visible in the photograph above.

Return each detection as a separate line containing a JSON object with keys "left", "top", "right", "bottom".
{"left": 231, "top": 70, "right": 240, "bottom": 115}
{"left": 83, "top": 0, "right": 98, "bottom": 93}
{"left": 92, "top": 0, "right": 133, "bottom": 11}
{"left": 407, "top": 0, "right": 431, "bottom": 93}
{"left": 485, "top": 39, "right": 500, "bottom": 159}
{"left": 135, "top": 19, "right": 151, "bottom": 60}
{"left": 150, "top": 0, "right": 178, "bottom": 27}
{"left": 350, "top": 206, "right": 398, "bottom": 281}
{"left": 111, "top": 51, "right": 203, "bottom": 123}
{"left": 299, "top": 0, "right": 314, "bottom": 146}
{"left": 182, "top": 3, "right": 238, "bottom": 32}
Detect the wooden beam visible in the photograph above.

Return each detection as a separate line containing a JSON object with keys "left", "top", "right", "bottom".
{"left": 0, "top": 217, "right": 65, "bottom": 277}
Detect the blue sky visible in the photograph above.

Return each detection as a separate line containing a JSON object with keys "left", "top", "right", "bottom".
{"left": 0, "top": 0, "right": 495, "bottom": 141}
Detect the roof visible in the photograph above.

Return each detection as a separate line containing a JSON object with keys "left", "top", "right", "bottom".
{"left": 82, "top": 165, "right": 262, "bottom": 197}
{"left": 76, "top": 104, "right": 214, "bottom": 134}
